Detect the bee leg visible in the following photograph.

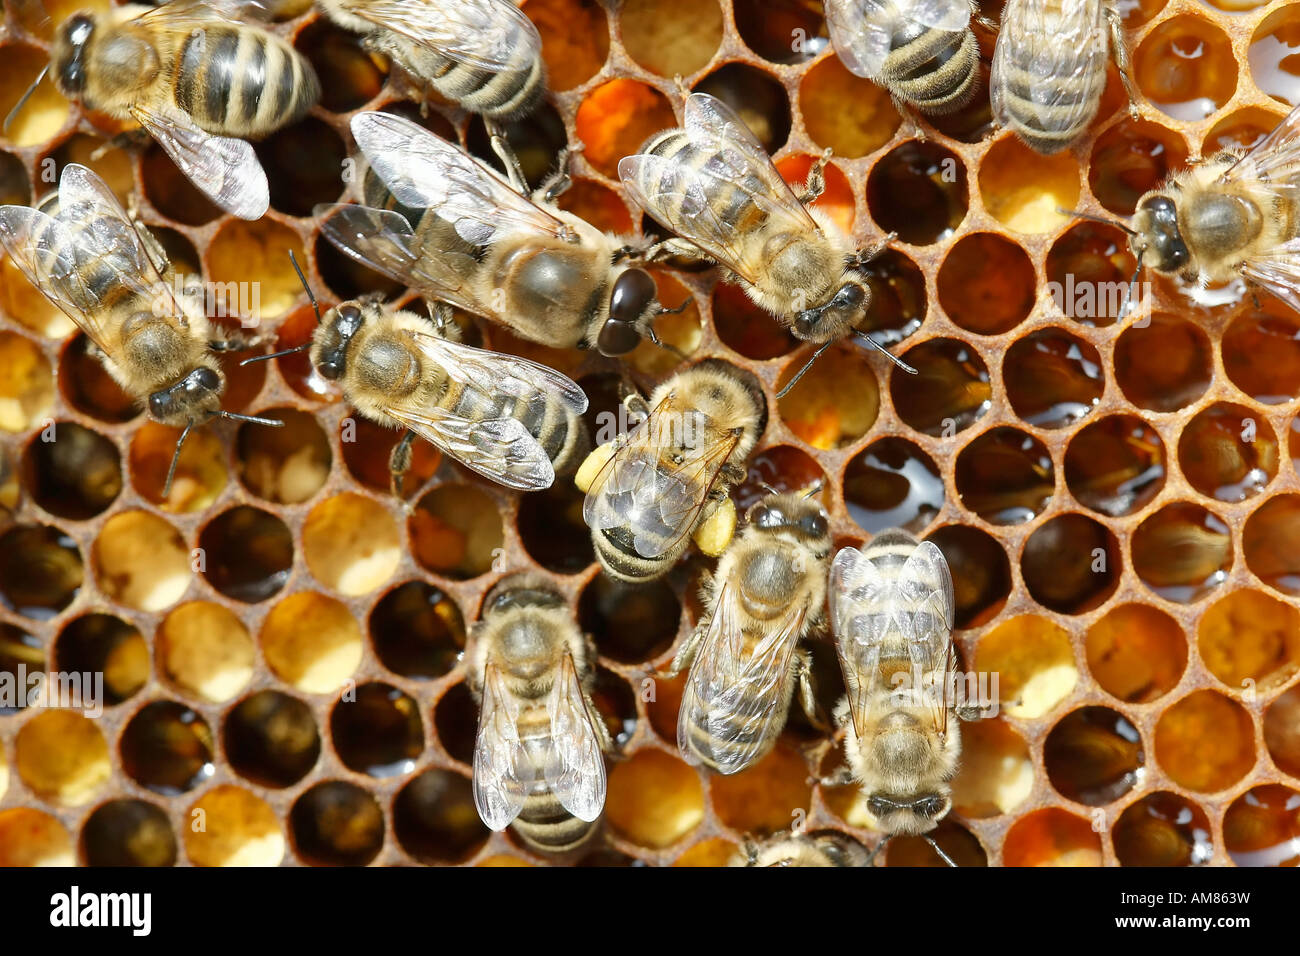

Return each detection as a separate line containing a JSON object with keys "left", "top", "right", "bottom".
{"left": 657, "top": 622, "right": 705, "bottom": 679}
{"left": 794, "top": 148, "right": 832, "bottom": 205}
{"left": 575, "top": 440, "right": 618, "bottom": 493}
{"left": 795, "top": 651, "right": 832, "bottom": 732}
{"left": 389, "top": 429, "right": 417, "bottom": 502}
{"left": 207, "top": 329, "right": 265, "bottom": 352}
{"left": 89, "top": 128, "right": 151, "bottom": 161}
{"left": 646, "top": 237, "right": 710, "bottom": 264}
{"left": 621, "top": 391, "right": 650, "bottom": 419}
{"left": 893, "top": 99, "right": 930, "bottom": 142}
{"left": 486, "top": 121, "right": 530, "bottom": 195}
{"left": 426, "top": 300, "right": 462, "bottom": 341}
{"left": 535, "top": 141, "right": 584, "bottom": 204}
{"left": 1105, "top": 3, "right": 1141, "bottom": 120}
{"left": 847, "top": 231, "right": 898, "bottom": 271}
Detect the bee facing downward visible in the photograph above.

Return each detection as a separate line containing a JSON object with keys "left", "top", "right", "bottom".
{"left": 0, "top": 163, "right": 281, "bottom": 496}
{"left": 619, "top": 92, "right": 915, "bottom": 395}
{"left": 467, "top": 573, "right": 613, "bottom": 854}
{"left": 663, "top": 488, "right": 833, "bottom": 775}
{"left": 8, "top": 0, "right": 320, "bottom": 219}
{"left": 730, "top": 830, "right": 871, "bottom": 867}
{"left": 242, "top": 253, "right": 589, "bottom": 496}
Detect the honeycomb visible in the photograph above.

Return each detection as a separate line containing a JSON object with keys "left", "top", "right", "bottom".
{"left": 1, "top": 0, "right": 1299, "bottom": 867}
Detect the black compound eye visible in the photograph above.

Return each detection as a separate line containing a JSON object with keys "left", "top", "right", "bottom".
{"left": 801, "top": 513, "right": 828, "bottom": 537}
{"left": 610, "top": 268, "right": 656, "bottom": 323}
{"left": 867, "top": 795, "right": 894, "bottom": 817}
{"left": 914, "top": 796, "right": 945, "bottom": 818}
{"left": 833, "top": 282, "right": 866, "bottom": 310}
{"left": 147, "top": 391, "right": 172, "bottom": 419}
{"left": 337, "top": 303, "right": 363, "bottom": 329}
{"left": 597, "top": 318, "right": 641, "bottom": 356}
{"left": 754, "top": 504, "right": 785, "bottom": 528}
{"left": 191, "top": 367, "right": 220, "bottom": 393}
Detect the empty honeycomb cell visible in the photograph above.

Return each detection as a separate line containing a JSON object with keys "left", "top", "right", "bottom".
{"left": 928, "top": 524, "right": 1012, "bottom": 628}
{"left": 1265, "top": 685, "right": 1300, "bottom": 777}
{"left": 128, "top": 423, "right": 227, "bottom": 513}
{"left": 1222, "top": 785, "right": 1300, "bottom": 867}
{"left": 594, "top": 666, "right": 640, "bottom": 748}
{"left": 606, "top": 748, "right": 704, "bottom": 849}
{"left": 776, "top": 345, "right": 879, "bottom": 450}
{"left": 0, "top": 150, "right": 30, "bottom": 206}
{"left": 1087, "top": 119, "right": 1188, "bottom": 216}
{"left": 392, "top": 769, "right": 488, "bottom": 864}
{"left": 22, "top": 421, "right": 122, "bottom": 519}
{"left": 80, "top": 799, "right": 178, "bottom": 867}
{"left": 708, "top": 742, "right": 813, "bottom": 835}
{"left": 1221, "top": 307, "right": 1300, "bottom": 404}
{"left": 528, "top": 0, "right": 611, "bottom": 90}
{"left": 843, "top": 437, "right": 943, "bottom": 535}
{"left": 1203, "top": 107, "right": 1286, "bottom": 153}
{"left": 369, "top": 581, "right": 465, "bottom": 680}
{"left": 207, "top": 219, "right": 307, "bottom": 324}
{"left": 1044, "top": 706, "right": 1144, "bottom": 806}
{"left": 858, "top": 250, "right": 925, "bottom": 347}
{"left": 733, "top": 445, "right": 827, "bottom": 510}
{"left": 557, "top": 178, "right": 635, "bottom": 237}
{"left": 626, "top": 274, "right": 704, "bottom": 377}
{"left": 1243, "top": 494, "right": 1300, "bottom": 596}
{"left": 15, "top": 710, "right": 110, "bottom": 806}
{"left": 59, "top": 334, "right": 136, "bottom": 424}
{"left": 224, "top": 690, "right": 321, "bottom": 788}
{"left": 892, "top": 338, "right": 991, "bottom": 437}
{"left": 157, "top": 601, "right": 255, "bottom": 704}
{"left": 1003, "top": 808, "right": 1104, "bottom": 866}
{"left": 1132, "top": 502, "right": 1231, "bottom": 603}
{"left": 48, "top": 134, "right": 134, "bottom": 204}
{"left": 979, "top": 135, "right": 1080, "bottom": 234}
{"left": 735, "top": 0, "right": 826, "bottom": 63}
{"left": 975, "top": 615, "right": 1077, "bottom": 719}
{"left": 1114, "top": 313, "right": 1212, "bottom": 411}
{"left": 1112, "top": 791, "right": 1213, "bottom": 867}
{"left": 409, "top": 483, "right": 504, "bottom": 579}
{"left": 315, "top": 231, "right": 404, "bottom": 302}
{"left": 1250, "top": 7, "right": 1300, "bottom": 106}
{"left": 0, "top": 256, "right": 75, "bottom": 339}
{"left": 340, "top": 413, "right": 440, "bottom": 498}
{"left": 1085, "top": 604, "right": 1186, "bottom": 704}
{"left": 0, "top": 623, "right": 41, "bottom": 716}
{"left": 141, "top": 144, "right": 222, "bottom": 227}
{"left": 619, "top": 0, "right": 723, "bottom": 77}
{"left": 260, "top": 591, "right": 363, "bottom": 694}
{"left": 951, "top": 717, "right": 1034, "bottom": 818}
{"left": 256, "top": 118, "right": 348, "bottom": 219}
{"left": 775, "top": 153, "right": 855, "bottom": 234}
{"left": 467, "top": 104, "right": 569, "bottom": 190}
{"left": 1155, "top": 690, "right": 1255, "bottom": 792}
{"left": 120, "top": 700, "right": 215, "bottom": 795}
{"left": 271, "top": 305, "right": 334, "bottom": 402}
{"left": 92, "top": 510, "right": 190, "bottom": 613}
{"left": 198, "top": 506, "right": 294, "bottom": 603}
{"left": 0, "top": 523, "right": 82, "bottom": 619}
{"left": 54, "top": 613, "right": 147, "bottom": 707}
{"left": 712, "top": 282, "right": 797, "bottom": 360}
{"left": 517, "top": 483, "right": 595, "bottom": 573}
{"left": 1022, "top": 514, "right": 1120, "bottom": 614}
{"left": 184, "top": 785, "right": 285, "bottom": 867}
{"left": 673, "top": 837, "right": 739, "bottom": 866}
{"left": 955, "top": 427, "right": 1054, "bottom": 525}
{"left": 0, "top": 330, "right": 53, "bottom": 431}
{"left": 574, "top": 79, "right": 676, "bottom": 179}
{"left": 1064, "top": 415, "right": 1165, "bottom": 517}
{"left": 301, "top": 493, "right": 400, "bottom": 596}
{"left": 693, "top": 64, "right": 792, "bottom": 154}
{"left": 580, "top": 575, "right": 681, "bottom": 663}
{"left": 1047, "top": 222, "right": 1138, "bottom": 328}
{"left": 885, "top": 821, "right": 988, "bottom": 867}
{"left": 867, "top": 141, "right": 967, "bottom": 244}
{"left": 1179, "top": 402, "right": 1278, "bottom": 502}
{"left": 331, "top": 682, "right": 424, "bottom": 778}
{"left": 0, "top": 809, "right": 74, "bottom": 867}
{"left": 0, "top": 45, "right": 69, "bottom": 148}
{"left": 799, "top": 55, "right": 899, "bottom": 159}
{"left": 432, "top": 680, "right": 477, "bottom": 765}
{"left": 1134, "top": 16, "right": 1236, "bottom": 121}
{"left": 1003, "top": 328, "right": 1104, "bottom": 429}
{"left": 937, "top": 234, "right": 1036, "bottom": 336}
{"left": 295, "top": 18, "right": 387, "bottom": 113}
{"left": 1199, "top": 589, "right": 1300, "bottom": 693}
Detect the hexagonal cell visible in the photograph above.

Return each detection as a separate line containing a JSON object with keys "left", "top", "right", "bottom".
{"left": 54, "top": 613, "right": 147, "bottom": 707}
{"left": 261, "top": 591, "right": 363, "bottom": 694}
{"left": 979, "top": 135, "right": 1080, "bottom": 234}
{"left": 1065, "top": 415, "right": 1164, "bottom": 517}
{"left": 580, "top": 575, "right": 680, "bottom": 663}
{"left": 290, "top": 780, "right": 385, "bottom": 866}
{"left": 1044, "top": 706, "right": 1143, "bottom": 806}
{"left": 1134, "top": 16, "right": 1236, "bottom": 121}
{"left": 530, "top": 0, "right": 610, "bottom": 90}
{"left": 867, "top": 141, "right": 967, "bottom": 244}
{"left": 432, "top": 680, "right": 477, "bottom": 765}
{"left": 15, "top": 710, "right": 110, "bottom": 806}
{"left": 22, "top": 421, "right": 121, "bottom": 519}
{"left": 1155, "top": 689, "right": 1255, "bottom": 793}
{"left": 575, "top": 79, "right": 676, "bottom": 179}
{"left": 777, "top": 345, "right": 880, "bottom": 450}
{"left": 1088, "top": 119, "right": 1188, "bottom": 216}
{"left": 0, "top": 44, "right": 70, "bottom": 148}
{"left": 330, "top": 682, "right": 423, "bottom": 778}
{"left": 517, "top": 481, "right": 595, "bottom": 573}
{"left": 0, "top": 523, "right": 82, "bottom": 620}
{"left": 92, "top": 510, "right": 190, "bottom": 613}
{"left": 120, "top": 700, "right": 215, "bottom": 795}
{"left": 0, "top": 149, "right": 31, "bottom": 206}
{"left": 0, "top": 809, "right": 74, "bottom": 866}
{"left": 59, "top": 333, "right": 136, "bottom": 424}
{"left": 409, "top": 483, "right": 504, "bottom": 579}
{"left": 1264, "top": 685, "right": 1300, "bottom": 778}
{"left": 708, "top": 742, "right": 813, "bottom": 835}
{"left": 467, "top": 103, "right": 569, "bottom": 190}
{"left": 736, "top": 0, "right": 827, "bottom": 63}
{"left": 1250, "top": 6, "right": 1300, "bottom": 106}
{"left": 892, "top": 338, "right": 992, "bottom": 437}
{"left": 224, "top": 690, "right": 321, "bottom": 788}
{"left": 1222, "top": 306, "right": 1300, "bottom": 404}
{"left": 975, "top": 615, "right": 1077, "bottom": 719}
{"left": 0, "top": 330, "right": 53, "bottom": 432}
{"left": 1244, "top": 494, "right": 1300, "bottom": 597}
{"left": 712, "top": 281, "right": 797, "bottom": 360}
{"left": 302, "top": 492, "right": 401, "bottom": 596}
{"left": 955, "top": 427, "right": 1054, "bottom": 525}
{"left": 857, "top": 249, "right": 926, "bottom": 349}
{"left": 606, "top": 748, "right": 703, "bottom": 849}
{"left": 950, "top": 718, "right": 1034, "bottom": 818}
{"left": 844, "top": 437, "right": 943, "bottom": 535}
{"left": 1179, "top": 403, "right": 1278, "bottom": 503}
{"left": 369, "top": 580, "right": 465, "bottom": 679}
{"left": 236, "top": 407, "right": 331, "bottom": 505}
{"left": 80, "top": 800, "right": 178, "bottom": 867}
{"left": 184, "top": 785, "right": 284, "bottom": 866}
{"left": 1114, "top": 314, "right": 1212, "bottom": 411}
{"left": 693, "top": 64, "right": 792, "bottom": 154}
{"left": 1085, "top": 604, "right": 1186, "bottom": 704}
{"left": 142, "top": 143, "right": 222, "bottom": 226}
{"left": 620, "top": 0, "right": 722, "bottom": 77}
{"left": 256, "top": 117, "right": 348, "bottom": 218}
{"left": 1203, "top": 108, "right": 1286, "bottom": 155}
{"left": 673, "top": 837, "right": 740, "bottom": 867}
{"left": 1022, "top": 514, "right": 1120, "bottom": 614}
{"left": 1003, "top": 328, "right": 1103, "bottom": 428}
{"left": 129, "top": 422, "right": 228, "bottom": 513}
{"left": 1199, "top": 589, "right": 1300, "bottom": 693}
{"left": 937, "top": 233, "right": 1036, "bottom": 336}
{"left": 294, "top": 18, "right": 386, "bottom": 112}
{"left": 198, "top": 506, "right": 294, "bottom": 603}
{"left": 339, "top": 411, "right": 442, "bottom": 499}
{"left": 207, "top": 218, "right": 307, "bottom": 324}
{"left": 1132, "top": 502, "right": 1231, "bottom": 604}
{"left": 1112, "top": 792, "right": 1213, "bottom": 867}
{"left": 157, "top": 601, "right": 255, "bottom": 704}
{"left": 800, "top": 59, "right": 900, "bottom": 159}
{"left": 885, "top": 821, "right": 987, "bottom": 867}
{"left": 1002, "top": 808, "right": 1103, "bottom": 866}
{"left": 0, "top": 623, "right": 41, "bottom": 716}
{"left": 0, "top": 256, "right": 75, "bottom": 340}
{"left": 1047, "top": 222, "right": 1139, "bottom": 328}
{"left": 1222, "top": 785, "right": 1300, "bottom": 867}
{"left": 393, "top": 769, "right": 489, "bottom": 864}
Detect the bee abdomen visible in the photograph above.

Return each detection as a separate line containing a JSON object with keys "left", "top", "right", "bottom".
{"left": 682, "top": 697, "right": 784, "bottom": 772}
{"left": 512, "top": 791, "right": 596, "bottom": 853}
{"left": 387, "top": 37, "right": 545, "bottom": 121}
{"left": 885, "top": 28, "right": 979, "bottom": 115}
{"left": 635, "top": 131, "right": 770, "bottom": 235}
{"left": 996, "top": 56, "right": 1105, "bottom": 153}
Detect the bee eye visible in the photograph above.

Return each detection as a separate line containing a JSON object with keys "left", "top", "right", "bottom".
{"left": 596, "top": 318, "right": 641, "bottom": 356}
{"left": 867, "top": 795, "right": 894, "bottom": 817}
{"left": 610, "top": 268, "right": 656, "bottom": 323}
{"left": 833, "top": 283, "right": 865, "bottom": 310}
{"left": 753, "top": 505, "right": 783, "bottom": 528}
{"left": 801, "top": 514, "right": 827, "bottom": 537}
{"left": 337, "top": 304, "right": 363, "bottom": 330}
{"left": 191, "top": 367, "right": 220, "bottom": 393}
{"left": 914, "top": 796, "right": 946, "bottom": 818}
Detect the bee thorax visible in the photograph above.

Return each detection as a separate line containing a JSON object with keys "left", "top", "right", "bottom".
{"left": 1183, "top": 191, "right": 1262, "bottom": 257}
{"left": 353, "top": 336, "right": 420, "bottom": 394}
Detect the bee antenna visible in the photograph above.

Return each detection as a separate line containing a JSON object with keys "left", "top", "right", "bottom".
{"left": 4, "top": 64, "right": 49, "bottom": 133}
{"left": 644, "top": 323, "right": 686, "bottom": 360}
{"left": 776, "top": 340, "right": 833, "bottom": 399}
{"left": 802, "top": 478, "right": 824, "bottom": 499}
{"left": 754, "top": 480, "right": 780, "bottom": 496}
{"left": 217, "top": 410, "right": 285, "bottom": 427}
{"left": 161, "top": 422, "right": 195, "bottom": 500}
{"left": 1120, "top": 250, "right": 1145, "bottom": 320}
{"left": 239, "top": 343, "right": 310, "bottom": 367}
{"left": 923, "top": 835, "right": 959, "bottom": 868}
{"left": 1056, "top": 206, "right": 1136, "bottom": 236}
{"left": 852, "top": 332, "right": 917, "bottom": 375}
{"left": 287, "top": 249, "right": 322, "bottom": 322}
{"left": 656, "top": 296, "right": 692, "bottom": 316}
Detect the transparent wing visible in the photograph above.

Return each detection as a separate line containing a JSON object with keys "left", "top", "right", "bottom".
{"left": 133, "top": 0, "right": 271, "bottom": 27}
{"left": 1241, "top": 237, "right": 1300, "bottom": 314}
{"left": 1223, "top": 102, "right": 1300, "bottom": 199}
{"left": 990, "top": 0, "right": 1107, "bottom": 132}
{"left": 472, "top": 662, "right": 530, "bottom": 830}
{"left": 411, "top": 331, "right": 588, "bottom": 416}
{"left": 352, "top": 0, "right": 541, "bottom": 73}
{"left": 824, "top": 0, "right": 897, "bottom": 77}
{"left": 350, "top": 111, "right": 566, "bottom": 244}
{"left": 902, "top": 0, "right": 973, "bottom": 32}
{"left": 543, "top": 652, "right": 607, "bottom": 823}
{"left": 896, "top": 540, "right": 956, "bottom": 738}
{"left": 677, "top": 578, "right": 808, "bottom": 774}
{"left": 132, "top": 104, "right": 268, "bottom": 220}
{"left": 829, "top": 546, "right": 889, "bottom": 739}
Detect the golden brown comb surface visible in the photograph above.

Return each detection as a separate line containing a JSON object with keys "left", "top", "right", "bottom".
{"left": 1, "top": 0, "right": 1299, "bottom": 867}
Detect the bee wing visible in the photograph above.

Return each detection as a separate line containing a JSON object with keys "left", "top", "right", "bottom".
{"left": 824, "top": 0, "right": 897, "bottom": 78}
{"left": 133, "top": 0, "right": 271, "bottom": 26}
{"left": 900, "top": 0, "right": 974, "bottom": 32}
{"left": 1223, "top": 103, "right": 1300, "bottom": 196}
{"left": 542, "top": 651, "right": 607, "bottom": 823}
{"left": 349, "top": 0, "right": 541, "bottom": 74}
{"left": 582, "top": 393, "right": 741, "bottom": 560}
{"left": 409, "top": 329, "right": 588, "bottom": 415}
{"left": 1240, "top": 238, "right": 1300, "bottom": 315}
{"left": 131, "top": 104, "right": 269, "bottom": 220}
{"left": 829, "top": 546, "right": 889, "bottom": 739}
{"left": 472, "top": 661, "right": 531, "bottom": 830}
{"left": 677, "top": 578, "right": 808, "bottom": 774}
{"left": 350, "top": 111, "right": 567, "bottom": 245}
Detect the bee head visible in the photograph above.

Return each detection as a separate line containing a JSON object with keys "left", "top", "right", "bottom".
{"left": 747, "top": 493, "right": 829, "bottom": 543}
{"left": 148, "top": 365, "right": 223, "bottom": 426}
{"left": 52, "top": 13, "right": 97, "bottom": 96}
{"left": 792, "top": 279, "right": 867, "bottom": 343}
{"left": 313, "top": 301, "right": 367, "bottom": 380}
{"left": 597, "top": 267, "right": 659, "bottom": 356}
{"left": 867, "top": 792, "right": 950, "bottom": 835}
{"left": 1131, "top": 195, "right": 1189, "bottom": 273}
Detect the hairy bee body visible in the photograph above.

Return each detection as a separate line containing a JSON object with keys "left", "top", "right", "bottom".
{"left": 879, "top": 19, "right": 980, "bottom": 115}
{"left": 730, "top": 831, "right": 871, "bottom": 867}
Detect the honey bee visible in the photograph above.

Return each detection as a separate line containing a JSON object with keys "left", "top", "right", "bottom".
{"left": 662, "top": 488, "right": 832, "bottom": 774}
{"left": 991, "top": 0, "right": 1139, "bottom": 154}
{"left": 823, "top": 0, "right": 980, "bottom": 118}
{"left": 318, "top": 110, "right": 679, "bottom": 358}
{"left": 315, "top": 0, "right": 545, "bottom": 121}
{"left": 7, "top": 0, "right": 320, "bottom": 219}
{"left": 619, "top": 92, "right": 914, "bottom": 394}
{"left": 467, "top": 573, "right": 613, "bottom": 853}
{"left": 730, "top": 830, "right": 871, "bottom": 867}
{"left": 575, "top": 360, "right": 765, "bottom": 583}
{"left": 243, "top": 253, "right": 589, "bottom": 495}
{"left": 0, "top": 163, "right": 280, "bottom": 495}
{"left": 823, "top": 530, "right": 979, "bottom": 866}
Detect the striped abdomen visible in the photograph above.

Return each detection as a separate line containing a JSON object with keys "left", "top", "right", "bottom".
{"left": 174, "top": 25, "right": 318, "bottom": 137}
{"left": 882, "top": 27, "right": 979, "bottom": 114}
{"left": 375, "top": 34, "right": 544, "bottom": 121}
{"left": 443, "top": 373, "right": 587, "bottom": 477}
{"left": 511, "top": 707, "right": 596, "bottom": 852}
{"left": 995, "top": 39, "right": 1106, "bottom": 153}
